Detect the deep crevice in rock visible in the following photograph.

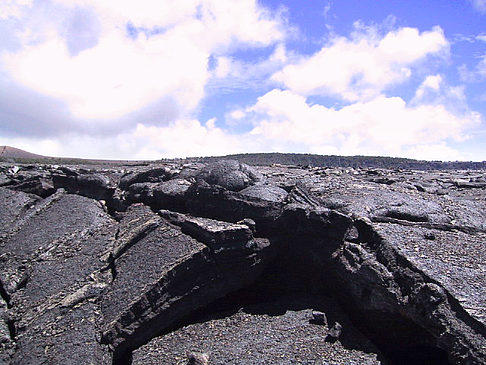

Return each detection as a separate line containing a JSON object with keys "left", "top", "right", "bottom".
{"left": 6, "top": 318, "right": 16, "bottom": 343}
{"left": 102, "top": 182, "right": 484, "bottom": 365}
{"left": 110, "top": 228, "right": 454, "bottom": 365}
{"left": 387, "top": 345, "right": 450, "bottom": 365}
{"left": 0, "top": 280, "right": 11, "bottom": 308}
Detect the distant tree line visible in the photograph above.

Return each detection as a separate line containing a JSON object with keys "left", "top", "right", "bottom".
{"left": 3, "top": 152, "right": 485, "bottom": 170}
{"left": 192, "top": 153, "right": 486, "bottom": 170}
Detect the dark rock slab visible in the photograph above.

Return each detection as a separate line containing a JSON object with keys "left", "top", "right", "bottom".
{"left": 0, "top": 187, "right": 38, "bottom": 240}
{"left": 100, "top": 204, "right": 202, "bottom": 328}
{"left": 11, "top": 302, "right": 110, "bottom": 365}
{"left": 330, "top": 218, "right": 486, "bottom": 364}
{"left": 180, "top": 216, "right": 254, "bottom": 251}
{"left": 152, "top": 178, "right": 192, "bottom": 210}
{"left": 0, "top": 189, "right": 117, "bottom": 364}
{"left": 186, "top": 181, "right": 285, "bottom": 233}
{"left": 52, "top": 172, "right": 114, "bottom": 201}
{"left": 100, "top": 206, "right": 270, "bottom": 360}
{"left": 374, "top": 223, "right": 486, "bottom": 327}
{"left": 0, "top": 192, "right": 111, "bottom": 296}
{"left": 9, "top": 216, "right": 115, "bottom": 309}
{"left": 126, "top": 182, "right": 158, "bottom": 205}
{"left": 0, "top": 174, "right": 11, "bottom": 187}
{"left": 0, "top": 296, "right": 14, "bottom": 364}
{"left": 196, "top": 160, "right": 263, "bottom": 192}
{"left": 239, "top": 184, "right": 288, "bottom": 203}
{"left": 260, "top": 165, "right": 486, "bottom": 364}
{"left": 119, "top": 167, "right": 172, "bottom": 190}
{"left": 8, "top": 176, "right": 55, "bottom": 198}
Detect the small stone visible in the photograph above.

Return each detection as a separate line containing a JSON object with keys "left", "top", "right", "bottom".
{"left": 9, "top": 166, "right": 20, "bottom": 174}
{"left": 344, "top": 225, "right": 359, "bottom": 242}
{"left": 327, "top": 322, "right": 342, "bottom": 341}
{"left": 187, "top": 352, "right": 209, "bottom": 365}
{"left": 424, "top": 232, "right": 436, "bottom": 240}
{"left": 237, "top": 218, "right": 256, "bottom": 233}
{"left": 310, "top": 310, "right": 327, "bottom": 326}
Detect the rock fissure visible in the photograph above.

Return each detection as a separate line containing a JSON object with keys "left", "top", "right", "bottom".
{"left": 332, "top": 223, "right": 485, "bottom": 364}
{"left": 0, "top": 279, "right": 11, "bottom": 308}
{"left": 371, "top": 216, "right": 486, "bottom": 234}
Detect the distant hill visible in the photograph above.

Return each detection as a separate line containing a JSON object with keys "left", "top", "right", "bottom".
{"left": 0, "top": 146, "right": 147, "bottom": 166}
{"left": 2, "top": 146, "right": 485, "bottom": 170}
{"left": 0, "top": 146, "right": 47, "bottom": 160}
{"left": 192, "top": 153, "right": 486, "bottom": 170}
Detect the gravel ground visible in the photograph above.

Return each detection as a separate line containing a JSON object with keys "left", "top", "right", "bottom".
{"left": 132, "top": 296, "right": 388, "bottom": 364}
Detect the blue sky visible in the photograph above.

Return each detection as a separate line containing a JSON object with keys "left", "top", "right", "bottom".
{"left": 0, "top": 0, "right": 485, "bottom": 161}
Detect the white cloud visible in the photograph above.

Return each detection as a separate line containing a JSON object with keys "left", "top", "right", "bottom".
{"left": 3, "top": 33, "right": 210, "bottom": 119}
{"left": 0, "top": 0, "right": 33, "bottom": 20}
{"left": 214, "top": 56, "right": 232, "bottom": 78}
{"left": 459, "top": 55, "right": 486, "bottom": 82}
{"left": 404, "top": 143, "right": 463, "bottom": 161}
{"left": 0, "top": 119, "right": 244, "bottom": 160}
{"left": 469, "top": 0, "right": 486, "bottom": 13}
{"left": 241, "top": 88, "right": 480, "bottom": 159}
{"left": 272, "top": 25, "right": 449, "bottom": 101}
{"left": 206, "top": 43, "right": 289, "bottom": 93}
{"left": 477, "top": 56, "right": 486, "bottom": 77}
{"left": 216, "top": 43, "right": 288, "bottom": 80}
{"left": 230, "top": 109, "right": 245, "bottom": 120}
{"left": 1, "top": 0, "right": 285, "bottom": 121}
{"left": 414, "top": 75, "right": 442, "bottom": 99}
{"left": 1, "top": 86, "right": 482, "bottom": 161}
{"left": 132, "top": 119, "right": 245, "bottom": 159}
{"left": 477, "top": 34, "right": 486, "bottom": 42}
{"left": 323, "top": 2, "right": 332, "bottom": 18}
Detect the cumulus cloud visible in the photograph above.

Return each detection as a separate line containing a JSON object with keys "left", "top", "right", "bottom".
{"left": 0, "top": 118, "right": 241, "bottom": 160}
{"left": 272, "top": 25, "right": 449, "bottom": 101}
{"left": 132, "top": 119, "right": 246, "bottom": 159}
{"left": 0, "top": 0, "right": 33, "bottom": 20}
{"left": 238, "top": 88, "right": 480, "bottom": 160}
{"left": 3, "top": 30, "right": 210, "bottom": 120}
{"left": 414, "top": 75, "right": 442, "bottom": 99}
{"left": 1, "top": 0, "right": 284, "bottom": 125}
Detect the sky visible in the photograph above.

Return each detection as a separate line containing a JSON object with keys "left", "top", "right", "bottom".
{"left": 0, "top": 0, "right": 485, "bottom": 161}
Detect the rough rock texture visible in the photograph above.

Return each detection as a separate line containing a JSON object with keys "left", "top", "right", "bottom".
{"left": 0, "top": 161, "right": 484, "bottom": 364}
{"left": 133, "top": 296, "right": 387, "bottom": 365}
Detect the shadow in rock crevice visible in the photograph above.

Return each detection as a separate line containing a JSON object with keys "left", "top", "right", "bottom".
{"left": 111, "top": 225, "right": 453, "bottom": 365}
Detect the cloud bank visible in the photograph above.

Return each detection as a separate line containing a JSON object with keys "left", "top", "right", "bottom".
{"left": 1, "top": 0, "right": 284, "bottom": 130}
{"left": 0, "top": 1, "right": 483, "bottom": 160}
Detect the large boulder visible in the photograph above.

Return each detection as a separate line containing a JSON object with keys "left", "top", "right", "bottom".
{"left": 119, "top": 167, "right": 172, "bottom": 190}
{"left": 239, "top": 184, "right": 288, "bottom": 203}
{"left": 196, "top": 160, "right": 263, "bottom": 192}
